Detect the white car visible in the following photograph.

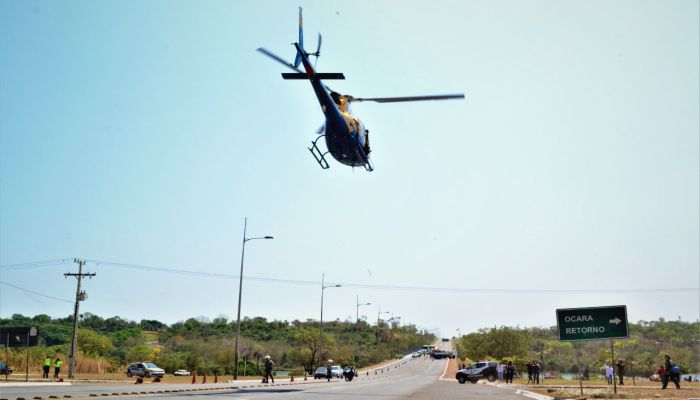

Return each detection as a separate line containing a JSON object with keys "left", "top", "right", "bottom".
{"left": 314, "top": 365, "right": 343, "bottom": 379}
{"left": 173, "top": 369, "right": 190, "bottom": 376}
{"left": 126, "top": 361, "right": 165, "bottom": 378}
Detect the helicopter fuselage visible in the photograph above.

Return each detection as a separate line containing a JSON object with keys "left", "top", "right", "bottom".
{"left": 297, "top": 44, "right": 371, "bottom": 170}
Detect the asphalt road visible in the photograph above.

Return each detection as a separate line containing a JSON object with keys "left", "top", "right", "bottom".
{"left": 0, "top": 357, "right": 530, "bottom": 400}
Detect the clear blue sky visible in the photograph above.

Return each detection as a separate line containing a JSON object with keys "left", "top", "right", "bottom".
{"left": 1, "top": 0, "right": 698, "bottom": 337}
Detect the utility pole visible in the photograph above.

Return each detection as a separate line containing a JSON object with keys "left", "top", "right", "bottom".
{"left": 65, "top": 258, "right": 95, "bottom": 379}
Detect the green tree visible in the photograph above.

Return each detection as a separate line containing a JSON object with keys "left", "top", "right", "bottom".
{"left": 78, "top": 328, "right": 115, "bottom": 357}
{"left": 125, "top": 344, "right": 152, "bottom": 362}
{"left": 293, "top": 328, "right": 333, "bottom": 373}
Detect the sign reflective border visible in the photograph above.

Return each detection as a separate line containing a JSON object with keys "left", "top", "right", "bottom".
{"left": 556, "top": 305, "right": 629, "bottom": 341}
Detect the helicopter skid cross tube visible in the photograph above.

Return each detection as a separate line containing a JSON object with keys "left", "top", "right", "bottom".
{"left": 308, "top": 135, "right": 330, "bottom": 169}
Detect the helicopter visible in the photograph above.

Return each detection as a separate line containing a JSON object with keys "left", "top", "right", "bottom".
{"left": 257, "top": 8, "right": 464, "bottom": 171}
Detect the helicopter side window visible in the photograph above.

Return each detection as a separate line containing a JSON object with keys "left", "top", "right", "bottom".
{"left": 331, "top": 92, "right": 342, "bottom": 105}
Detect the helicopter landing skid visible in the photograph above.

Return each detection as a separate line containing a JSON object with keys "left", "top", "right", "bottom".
{"left": 308, "top": 135, "right": 330, "bottom": 169}
{"left": 353, "top": 137, "right": 374, "bottom": 172}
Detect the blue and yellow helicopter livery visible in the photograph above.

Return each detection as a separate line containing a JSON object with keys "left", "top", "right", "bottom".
{"left": 257, "top": 8, "right": 464, "bottom": 171}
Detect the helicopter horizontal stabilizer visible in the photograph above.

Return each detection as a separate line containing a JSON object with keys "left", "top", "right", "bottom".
{"left": 282, "top": 73, "right": 345, "bottom": 80}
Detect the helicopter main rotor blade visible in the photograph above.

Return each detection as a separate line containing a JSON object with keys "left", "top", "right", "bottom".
{"left": 257, "top": 47, "right": 304, "bottom": 73}
{"left": 347, "top": 94, "right": 465, "bottom": 103}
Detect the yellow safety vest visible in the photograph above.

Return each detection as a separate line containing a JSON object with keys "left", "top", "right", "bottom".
{"left": 44, "top": 358, "right": 51, "bottom": 366}
{"left": 55, "top": 360, "right": 63, "bottom": 368}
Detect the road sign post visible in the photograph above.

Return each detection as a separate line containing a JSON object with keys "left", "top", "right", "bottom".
{"left": 556, "top": 306, "right": 628, "bottom": 395}
{"left": 0, "top": 327, "right": 39, "bottom": 382}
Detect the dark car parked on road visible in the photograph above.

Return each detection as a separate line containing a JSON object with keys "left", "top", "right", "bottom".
{"left": 430, "top": 350, "right": 454, "bottom": 359}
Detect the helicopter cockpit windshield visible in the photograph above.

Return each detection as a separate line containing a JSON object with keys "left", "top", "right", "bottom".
{"left": 331, "top": 91, "right": 351, "bottom": 113}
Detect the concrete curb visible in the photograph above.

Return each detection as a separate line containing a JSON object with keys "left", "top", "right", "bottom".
{"left": 0, "top": 382, "right": 72, "bottom": 387}
{"left": 515, "top": 389, "right": 554, "bottom": 400}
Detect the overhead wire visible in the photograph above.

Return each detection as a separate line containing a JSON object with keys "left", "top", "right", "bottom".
{"left": 0, "top": 258, "right": 72, "bottom": 271}
{"left": 0, "top": 280, "right": 73, "bottom": 303}
{"left": 84, "top": 258, "right": 698, "bottom": 295}
{"left": 3, "top": 258, "right": 696, "bottom": 296}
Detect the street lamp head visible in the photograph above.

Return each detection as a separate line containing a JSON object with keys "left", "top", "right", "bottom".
{"left": 334, "top": 284, "right": 341, "bottom": 287}
{"left": 264, "top": 236, "right": 274, "bottom": 239}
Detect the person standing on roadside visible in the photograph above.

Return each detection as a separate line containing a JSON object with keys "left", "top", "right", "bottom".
{"left": 526, "top": 360, "right": 533, "bottom": 383}
{"left": 53, "top": 358, "right": 63, "bottom": 379}
{"left": 533, "top": 361, "right": 540, "bottom": 384}
{"left": 604, "top": 364, "right": 613, "bottom": 384}
{"left": 656, "top": 365, "right": 665, "bottom": 383}
{"left": 497, "top": 362, "right": 504, "bottom": 383}
{"left": 326, "top": 360, "right": 333, "bottom": 382}
{"left": 662, "top": 355, "right": 680, "bottom": 389}
{"left": 43, "top": 356, "right": 51, "bottom": 379}
{"left": 505, "top": 361, "right": 515, "bottom": 384}
{"left": 615, "top": 359, "right": 626, "bottom": 385}
{"left": 263, "top": 355, "right": 274, "bottom": 383}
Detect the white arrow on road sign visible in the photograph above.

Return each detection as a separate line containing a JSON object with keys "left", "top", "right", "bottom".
{"left": 609, "top": 318, "right": 622, "bottom": 325}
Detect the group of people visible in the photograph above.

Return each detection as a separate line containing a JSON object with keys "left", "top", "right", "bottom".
{"left": 526, "top": 360, "right": 541, "bottom": 384}
{"left": 603, "top": 360, "right": 626, "bottom": 385}
{"left": 496, "top": 361, "right": 516, "bottom": 383}
{"left": 656, "top": 354, "right": 682, "bottom": 389}
{"left": 42, "top": 356, "right": 63, "bottom": 379}
{"left": 606, "top": 355, "right": 683, "bottom": 389}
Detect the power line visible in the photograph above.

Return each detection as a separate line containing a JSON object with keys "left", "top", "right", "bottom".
{"left": 0, "top": 280, "right": 73, "bottom": 303}
{"left": 0, "top": 259, "right": 72, "bottom": 271}
{"left": 0, "top": 263, "right": 72, "bottom": 271}
{"left": 0, "top": 258, "right": 71, "bottom": 268}
{"left": 84, "top": 258, "right": 698, "bottom": 295}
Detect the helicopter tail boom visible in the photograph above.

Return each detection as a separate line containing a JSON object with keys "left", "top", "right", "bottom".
{"left": 293, "top": 7, "right": 304, "bottom": 68}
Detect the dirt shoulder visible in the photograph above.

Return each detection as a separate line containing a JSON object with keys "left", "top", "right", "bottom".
{"left": 518, "top": 380, "right": 700, "bottom": 399}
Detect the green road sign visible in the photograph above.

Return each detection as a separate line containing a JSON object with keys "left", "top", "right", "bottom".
{"left": 556, "top": 305, "right": 628, "bottom": 341}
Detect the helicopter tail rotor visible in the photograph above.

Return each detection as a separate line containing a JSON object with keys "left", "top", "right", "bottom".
{"left": 311, "top": 33, "right": 322, "bottom": 68}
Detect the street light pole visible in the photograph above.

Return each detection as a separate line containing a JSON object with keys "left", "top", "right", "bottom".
{"left": 455, "top": 329, "right": 461, "bottom": 358}
{"left": 234, "top": 218, "right": 273, "bottom": 380}
{"left": 376, "top": 306, "right": 390, "bottom": 345}
{"left": 355, "top": 296, "right": 371, "bottom": 365}
{"left": 320, "top": 273, "right": 341, "bottom": 360}
{"left": 387, "top": 315, "right": 400, "bottom": 358}
{"left": 356, "top": 295, "right": 371, "bottom": 326}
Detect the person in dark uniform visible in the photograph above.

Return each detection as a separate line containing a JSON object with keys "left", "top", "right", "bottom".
{"left": 526, "top": 361, "right": 533, "bottom": 383}
{"left": 662, "top": 355, "right": 680, "bottom": 389}
{"left": 326, "top": 360, "right": 333, "bottom": 382}
{"left": 616, "top": 359, "right": 626, "bottom": 385}
{"left": 505, "top": 361, "right": 515, "bottom": 383}
{"left": 533, "top": 361, "right": 540, "bottom": 384}
{"left": 263, "top": 355, "right": 274, "bottom": 383}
